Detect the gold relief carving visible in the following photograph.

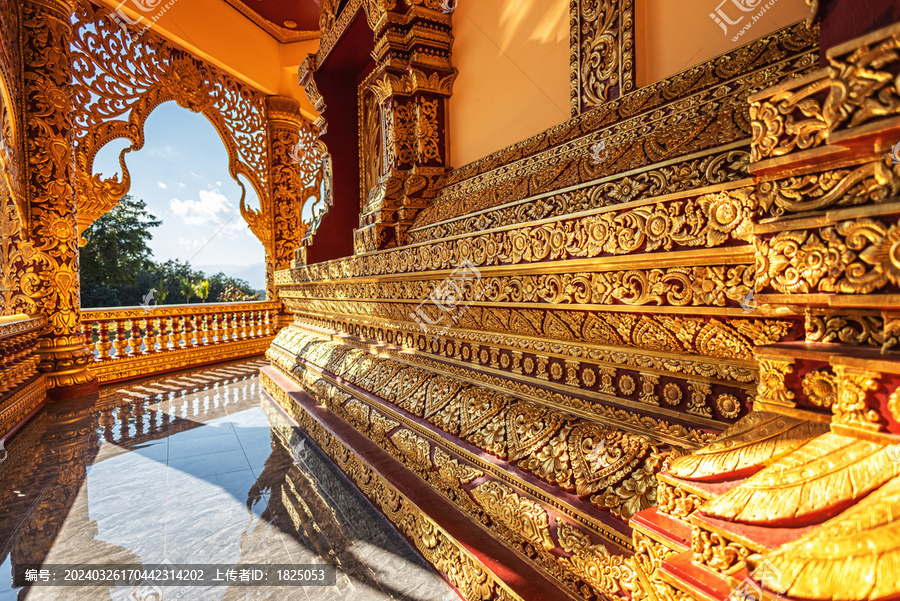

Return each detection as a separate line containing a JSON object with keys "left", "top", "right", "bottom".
{"left": 343, "top": 398, "right": 371, "bottom": 429}
{"left": 715, "top": 394, "right": 741, "bottom": 419}
{"left": 619, "top": 374, "right": 636, "bottom": 396}
{"left": 0, "top": 0, "right": 25, "bottom": 228}
{"left": 668, "top": 412, "right": 829, "bottom": 481}
{"left": 638, "top": 374, "right": 659, "bottom": 406}
{"left": 662, "top": 382, "right": 683, "bottom": 406}
{"left": 801, "top": 370, "right": 837, "bottom": 409}
{"left": 750, "top": 76, "right": 829, "bottom": 163}
{"left": 268, "top": 110, "right": 328, "bottom": 273}
{"left": 556, "top": 519, "right": 633, "bottom": 600}
{"left": 692, "top": 528, "right": 751, "bottom": 574}
{"left": 370, "top": 411, "right": 399, "bottom": 440}
{"left": 0, "top": 184, "right": 37, "bottom": 315}
{"left": 657, "top": 481, "right": 702, "bottom": 518}
{"left": 283, "top": 264, "right": 753, "bottom": 309}
{"left": 412, "top": 150, "right": 752, "bottom": 242}
{"left": 433, "top": 447, "right": 483, "bottom": 486}
{"left": 686, "top": 382, "right": 712, "bottom": 418}
{"left": 569, "top": 424, "right": 650, "bottom": 498}
{"left": 70, "top": 1, "right": 271, "bottom": 241}
{"left": 757, "top": 160, "right": 900, "bottom": 216}
{"left": 594, "top": 453, "right": 663, "bottom": 520}
{"left": 758, "top": 218, "right": 900, "bottom": 297}
{"left": 756, "top": 357, "right": 795, "bottom": 407}
{"left": 391, "top": 428, "right": 432, "bottom": 470}
{"left": 883, "top": 313, "right": 900, "bottom": 354}
{"left": 470, "top": 481, "right": 556, "bottom": 551}
{"left": 832, "top": 366, "right": 880, "bottom": 432}
{"left": 319, "top": 0, "right": 339, "bottom": 34}
{"left": 571, "top": 0, "right": 636, "bottom": 113}
{"left": 287, "top": 298, "right": 785, "bottom": 362}
{"left": 271, "top": 326, "right": 665, "bottom": 519}
{"left": 703, "top": 432, "right": 900, "bottom": 525}
{"left": 418, "top": 22, "right": 818, "bottom": 230}
{"left": 758, "top": 474, "right": 900, "bottom": 601}
{"left": 805, "top": 312, "right": 883, "bottom": 347}
{"left": 23, "top": 0, "right": 95, "bottom": 389}
{"left": 291, "top": 188, "right": 757, "bottom": 281}
{"left": 631, "top": 531, "right": 680, "bottom": 601}
{"left": 825, "top": 25, "right": 900, "bottom": 132}
{"left": 889, "top": 387, "right": 900, "bottom": 424}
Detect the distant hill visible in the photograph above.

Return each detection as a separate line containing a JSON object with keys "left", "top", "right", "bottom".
{"left": 193, "top": 262, "right": 266, "bottom": 291}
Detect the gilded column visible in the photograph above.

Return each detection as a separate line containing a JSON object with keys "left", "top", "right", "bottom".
{"left": 266, "top": 96, "right": 323, "bottom": 328}
{"left": 22, "top": 0, "right": 97, "bottom": 399}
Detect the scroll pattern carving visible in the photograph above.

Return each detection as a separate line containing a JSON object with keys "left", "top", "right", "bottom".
{"left": 69, "top": 0, "right": 269, "bottom": 240}
{"left": 571, "top": 0, "right": 635, "bottom": 114}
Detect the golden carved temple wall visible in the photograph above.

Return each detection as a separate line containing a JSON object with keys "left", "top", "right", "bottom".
{"left": 266, "top": 1, "right": 848, "bottom": 598}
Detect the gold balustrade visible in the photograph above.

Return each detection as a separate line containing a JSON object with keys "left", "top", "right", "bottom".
{"left": 80, "top": 302, "right": 281, "bottom": 384}
{"left": 0, "top": 314, "right": 50, "bottom": 440}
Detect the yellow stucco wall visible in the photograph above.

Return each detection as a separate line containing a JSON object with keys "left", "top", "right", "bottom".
{"left": 449, "top": 0, "right": 571, "bottom": 168}
{"left": 636, "top": 0, "right": 810, "bottom": 86}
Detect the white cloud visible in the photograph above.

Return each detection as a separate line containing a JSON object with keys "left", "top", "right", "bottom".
{"left": 178, "top": 237, "right": 203, "bottom": 250}
{"left": 157, "top": 181, "right": 167, "bottom": 189}
{"left": 169, "top": 189, "right": 233, "bottom": 226}
{"left": 178, "top": 182, "right": 186, "bottom": 188}
{"left": 190, "top": 171, "right": 201, "bottom": 178}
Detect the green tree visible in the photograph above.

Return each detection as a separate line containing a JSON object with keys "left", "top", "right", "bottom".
{"left": 195, "top": 279, "right": 210, "bottom": 302}
{"left": 80, "top": 197, "right": 263, "bottom": 308}
{"left": 80, "top": 195, "right": 161, "bottom": 308}
{"left": 180, "top": 277, "right": 195, "bottom": 304}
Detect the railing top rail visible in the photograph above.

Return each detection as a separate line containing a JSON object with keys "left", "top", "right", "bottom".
{"left": 81, "top": 300, "right": 281, "bottom": 321}
{"left": 0, "top": 314, "right": 47, "bottom": 340}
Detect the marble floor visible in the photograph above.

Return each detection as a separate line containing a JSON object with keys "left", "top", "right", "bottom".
{"left": 0, "top": 358, "right": 458, "bottom": 601}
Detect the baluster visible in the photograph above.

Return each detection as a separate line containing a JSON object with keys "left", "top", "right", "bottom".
{"left": 212, "top": 313, "right": 223, "bottom": 343}
{"left": 245, "top": 311, "right": 255, "bottom": 339}
{"left": 157, "top": 317, "right": 169, "bottom": 352}
{"left": 180, "top": 315, "right": 192, "bottom": 348}
{"left": 128, "top": 318, "right": 143, "bottom": 355}
{"left": 239, "top": 311, "right": 249, "bottom": 339}
{"left": 193, "top": 314, "right": 203, "bottom": 346}
{"left": 143, "top": 316, "right": 157, "bottom": 353}
{"left": 112, "top": 319, "right": 128, "bottom": 359}
{"left": 205, "top": 314, "right": 214, "bottom": 345}
{"left": 264, "top": 310, "right": 273, "bottom": 336}
{"left": 80, "top": 320, "right": 93, "bottom": 350}
{"left": 96, "top": 320, "right": 111, "bottom": 361}
{"left": 225, "top": 311, "right": 234, "bottom": 342}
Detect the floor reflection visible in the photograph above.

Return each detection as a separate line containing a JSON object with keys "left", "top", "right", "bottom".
{"left": 0, "top": 359, "right": 457, "bottom": 601}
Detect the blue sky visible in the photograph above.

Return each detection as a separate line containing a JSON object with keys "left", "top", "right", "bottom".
{"left": 93, "top": 101, "right": 266, "bottom": 279}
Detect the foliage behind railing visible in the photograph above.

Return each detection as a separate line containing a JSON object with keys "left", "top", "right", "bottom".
{"left": 80, "top": 301, "right": 281, "bottom": 382}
